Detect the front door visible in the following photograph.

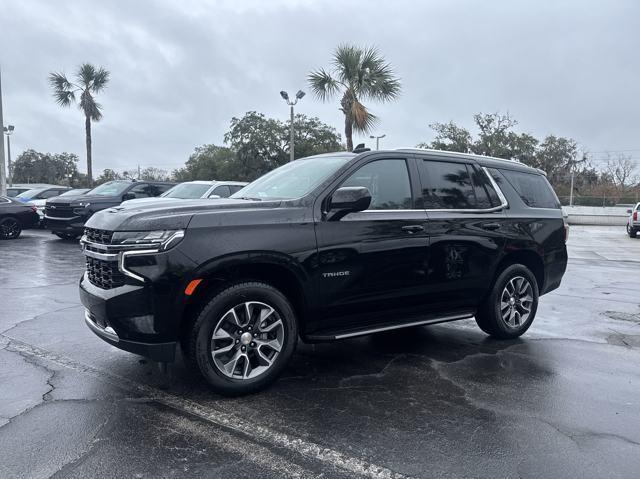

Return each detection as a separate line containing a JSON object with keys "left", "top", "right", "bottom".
{"left": 314, "top": 156, "right": 430, "bottom": 330}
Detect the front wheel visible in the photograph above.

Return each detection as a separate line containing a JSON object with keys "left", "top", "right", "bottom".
{"left": 475, "top": 264, "right": 539, "bottom": 339}
{"left": 0, "top": 217, "right": 22, "bottom": 239}
{"left": 186, "top": 282, "right": 298, "bottom": 396}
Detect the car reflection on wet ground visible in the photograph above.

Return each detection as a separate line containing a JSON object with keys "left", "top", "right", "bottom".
{"left": 0, "top": 226, "right": 639, "bottom": 478}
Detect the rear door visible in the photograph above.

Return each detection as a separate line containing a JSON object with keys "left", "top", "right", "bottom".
{"left": 417, "top": 157, "right": 507, "bottom": 311}
{"left": 313, "top": 154, "right": 430, "bottom": 328}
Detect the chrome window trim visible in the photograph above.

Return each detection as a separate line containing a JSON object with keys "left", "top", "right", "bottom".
{"left": 482, "top": 166, "right": 509, "bottom": 208}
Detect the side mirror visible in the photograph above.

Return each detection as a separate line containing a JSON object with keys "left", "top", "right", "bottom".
{"left": 627, "top": 209, "right": 633, "bottom": 214}
{"left": 328, "top": 186, "right": 371, "bottom": 221}
{"left": 208, "top": 194, "right": 221, "bottom": 199}
{"left": 122, "top": 192, "right": 135, "bottom": 201}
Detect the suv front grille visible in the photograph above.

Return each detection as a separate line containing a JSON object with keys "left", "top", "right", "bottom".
{"left": 45, "top": 204, "right": 75, "bottom": 218}
{"left": 86, "top": 256, "right": 125, "bottom": 289}
{"left": 85, "top": 228, "right": 114, "bottom": 244}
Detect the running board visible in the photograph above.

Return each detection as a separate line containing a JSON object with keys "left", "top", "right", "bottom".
{"left": 305, "top": 312, "right": 474, "bottom": 341}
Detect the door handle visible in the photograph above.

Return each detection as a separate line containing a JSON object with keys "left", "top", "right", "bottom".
{"left": 401, "top": 225, "right": 424, "bottom": 233}
{"left": 481, "top": 222, "right": 501, "bottom": 231}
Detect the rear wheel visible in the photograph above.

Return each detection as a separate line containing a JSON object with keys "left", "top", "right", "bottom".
{"left": 627, "top": 224, "right": 637, "bottom": 238}
{"left": 186, "top": 281, "right": 298, "bottom": 396}
{"left": 475, "top": 264, "right": 539, "bottom": 339}
{"left": 0, "top": 217, "right": 22, "bottom": 239}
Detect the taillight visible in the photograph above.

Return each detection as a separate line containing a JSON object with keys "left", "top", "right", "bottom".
{"left": 563, "top": 219, "right": 569, "bottom": 243}
{"left": 30, "top": 206, "right": 37, "bottom": 213}
{"left": 634, "top": 211, "right": 638, "bottom": 221}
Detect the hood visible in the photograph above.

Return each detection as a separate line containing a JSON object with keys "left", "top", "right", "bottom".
{"left": 120, "top": 197, "right": 173, "bottom": 206}
{"left": 48, "top": 194, "right": 121, "bottom": 205}
{"left": 85, "top": 198, "right": 281, "bottom": 231}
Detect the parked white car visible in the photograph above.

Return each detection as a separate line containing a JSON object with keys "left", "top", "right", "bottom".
{"left": 626, "top": 203, "right": 640, "bottom": 238}
{"left": 121, "top": 180, "right": 248, "bottom": 206}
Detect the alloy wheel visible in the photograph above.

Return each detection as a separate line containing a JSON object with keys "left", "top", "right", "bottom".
{"left": 0, "top": 218, "right": 20, "bottom": 239}
{"left": 210, "top": 301, "right": 284, "bottom": 380}
{"left": 500, "top": 276, "right": 534, "bottom": 328}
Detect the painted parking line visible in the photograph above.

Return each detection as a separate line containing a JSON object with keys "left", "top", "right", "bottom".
{"left": 3, "top": 335, "right": 412, "bottom": 479}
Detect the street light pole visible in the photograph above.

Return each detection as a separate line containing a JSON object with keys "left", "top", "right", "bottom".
{"left": 3, "top": 125, "right": 14, "bottom": 187}
{"left": 369, "top": 134, "right": 386, "bottom": 150}
{"left": 0, "top": 68, "right": 6, "bottom": 196}
{"left": 280, "top": 89, "right": 305, "bottom": 162}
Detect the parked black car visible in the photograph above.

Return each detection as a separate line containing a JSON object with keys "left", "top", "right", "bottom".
{"left": 45, "top": 180, "right": 174, "bottom": 239}
{"left": 79, "top": 149, "right": 568, "bottom": 395}
{"left": 0, "top": 196, "right": 39, "bottom": 239}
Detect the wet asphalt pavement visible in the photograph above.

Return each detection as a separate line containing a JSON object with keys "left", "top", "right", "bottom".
{"left": 1, "top": 226, "right": 639, "bottom": 479}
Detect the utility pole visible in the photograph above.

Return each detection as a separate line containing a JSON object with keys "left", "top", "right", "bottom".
{"left": 3, "top": 125, "right": 14, "bottom": 186}
{"left": 0, "top": 68, "right": 7, "bottom": 196}
{"left": 569, "top": 172, "right": 574, "bottom": 207}
{"left": 280, "top": 90, "right": 305, "bottom": 162}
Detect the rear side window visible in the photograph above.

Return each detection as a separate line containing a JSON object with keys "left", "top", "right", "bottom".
{"left": 156, "top": 184, "right": 173, "bottom": 195}
{"left": 211, "top": 185, "right": 231, "bottom": 198}
{"left": 419, "top": 160, "right": 477, "bottom": 209}
{"left": 500, "top": 169, "right": 560, "bottom": 209}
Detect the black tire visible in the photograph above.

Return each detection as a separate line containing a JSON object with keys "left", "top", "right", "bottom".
{"left": 186, "top": 281, "right": 298, "bottom": 396}
{"left": 628, "top": 224, "right": 637, "bottom": 238}
{"left": 0, "top": 217, "right": 22, "bottom": 240}
{"left": 475, "top": 264, "right": 539, "bottom": 339}
{"left": 54, "top": 232, "right": 79, "bottom": 240}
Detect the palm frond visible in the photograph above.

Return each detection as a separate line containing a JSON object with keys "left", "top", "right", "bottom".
{"left": 350, "top": 100, "right": 377, "bottom": 134}
{"left": 307, "top": 68, "right": 339, "bottom": 101}
{"left": 333, "top": 44, "right": 362, "bottom": 86}
{"left": 91, "top": 67, "right": 110, "bottom": 92}
{"left": 76, "top": 63, "right": 96, "bottom": 87}
{"left": 48, "top": 72, "right": 76, "bottom": 107}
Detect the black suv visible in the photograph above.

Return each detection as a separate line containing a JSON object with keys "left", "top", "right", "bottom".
{"left": 79, "top": 149, "right": 568, "bottom": 395}
{"left": 45, "top": 180, "right": 174, "bottom": 239}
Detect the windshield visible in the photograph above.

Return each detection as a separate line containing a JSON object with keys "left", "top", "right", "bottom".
{"left": 16, "top": 188, "right": 45, "bottom": 199}
{"left": 161, "top": 183, "right": 212, "bottom": 199}
{"left": 86, "top": 181, "right": 131, "bottom": 197}
{"left": 59, "top": 189, "right": 88, "bottom": 197}
{"left": 231, "top": 156, "right": 351, "bottom": 200}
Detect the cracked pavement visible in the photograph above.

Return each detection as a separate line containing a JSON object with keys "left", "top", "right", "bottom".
{"left": 0, "top": 226, "right": 639, "bottom": 478}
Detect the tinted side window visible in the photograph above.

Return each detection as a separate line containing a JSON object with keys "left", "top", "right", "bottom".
{"left": 156, "top": 184, "right": 173, "bottom": 195}
{"left": 341, "top": 159, "right": 412, "bottom": 210}
{"left": 469, "top": 166, "right": 500, "bottom": 208}
{"left": 500, "top": 169, "right": 560, "bottom": 208}
{"left": 229, "top": 185, "right": 244, "bottom": 195}
{"left": 211, "top": 185, "right": 231, "bottom": 198}
{"left": 419, "top": 160, "right": 477, "bottom": 209}
{"left": 129, "top": 184, "right": 159, "bottom": 198}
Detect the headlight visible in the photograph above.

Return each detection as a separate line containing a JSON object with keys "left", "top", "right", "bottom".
{"left": 71, "top": 202, "right": 91, "bottom": 207}
{"left": 111, "top": 230, "right": 185, "bottom": 251}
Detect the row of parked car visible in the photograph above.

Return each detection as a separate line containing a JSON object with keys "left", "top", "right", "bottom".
{"left": 0, "top": 179, "right": 247, "bottom": 240}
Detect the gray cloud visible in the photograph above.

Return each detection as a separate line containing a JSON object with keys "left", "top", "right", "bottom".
{"left": 2, "top": 0, "right": 639, "bottom": 174}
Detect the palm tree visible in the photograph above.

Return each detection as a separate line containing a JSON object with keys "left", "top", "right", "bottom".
{"left": 49, "top": 63, "right": 110, "bottom": 185}
{"left": 308, "top": 45, "right": 401, "bottom": 152}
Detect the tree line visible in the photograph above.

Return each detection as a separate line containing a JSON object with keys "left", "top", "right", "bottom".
{"left": 419, "top": 112, "right": 639, "bottom": 205}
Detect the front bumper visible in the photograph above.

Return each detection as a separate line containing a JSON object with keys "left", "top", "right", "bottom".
{"left": 45, "top": 215, "right": 87, "bottom": 235}
{"left": 79, "top": 273, "right": 178, "bottom": 362}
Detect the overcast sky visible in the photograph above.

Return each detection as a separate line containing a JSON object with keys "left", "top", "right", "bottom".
{"left": 2, "top": 0, "right": 639, "bottom": 174}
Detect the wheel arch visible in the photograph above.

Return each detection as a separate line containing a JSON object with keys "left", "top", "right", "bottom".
{"left": 493, "top": 249, "right": 545, "bottom": 293}
{"left": 179, "top": 254, "right": 310, "bottom": 344}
